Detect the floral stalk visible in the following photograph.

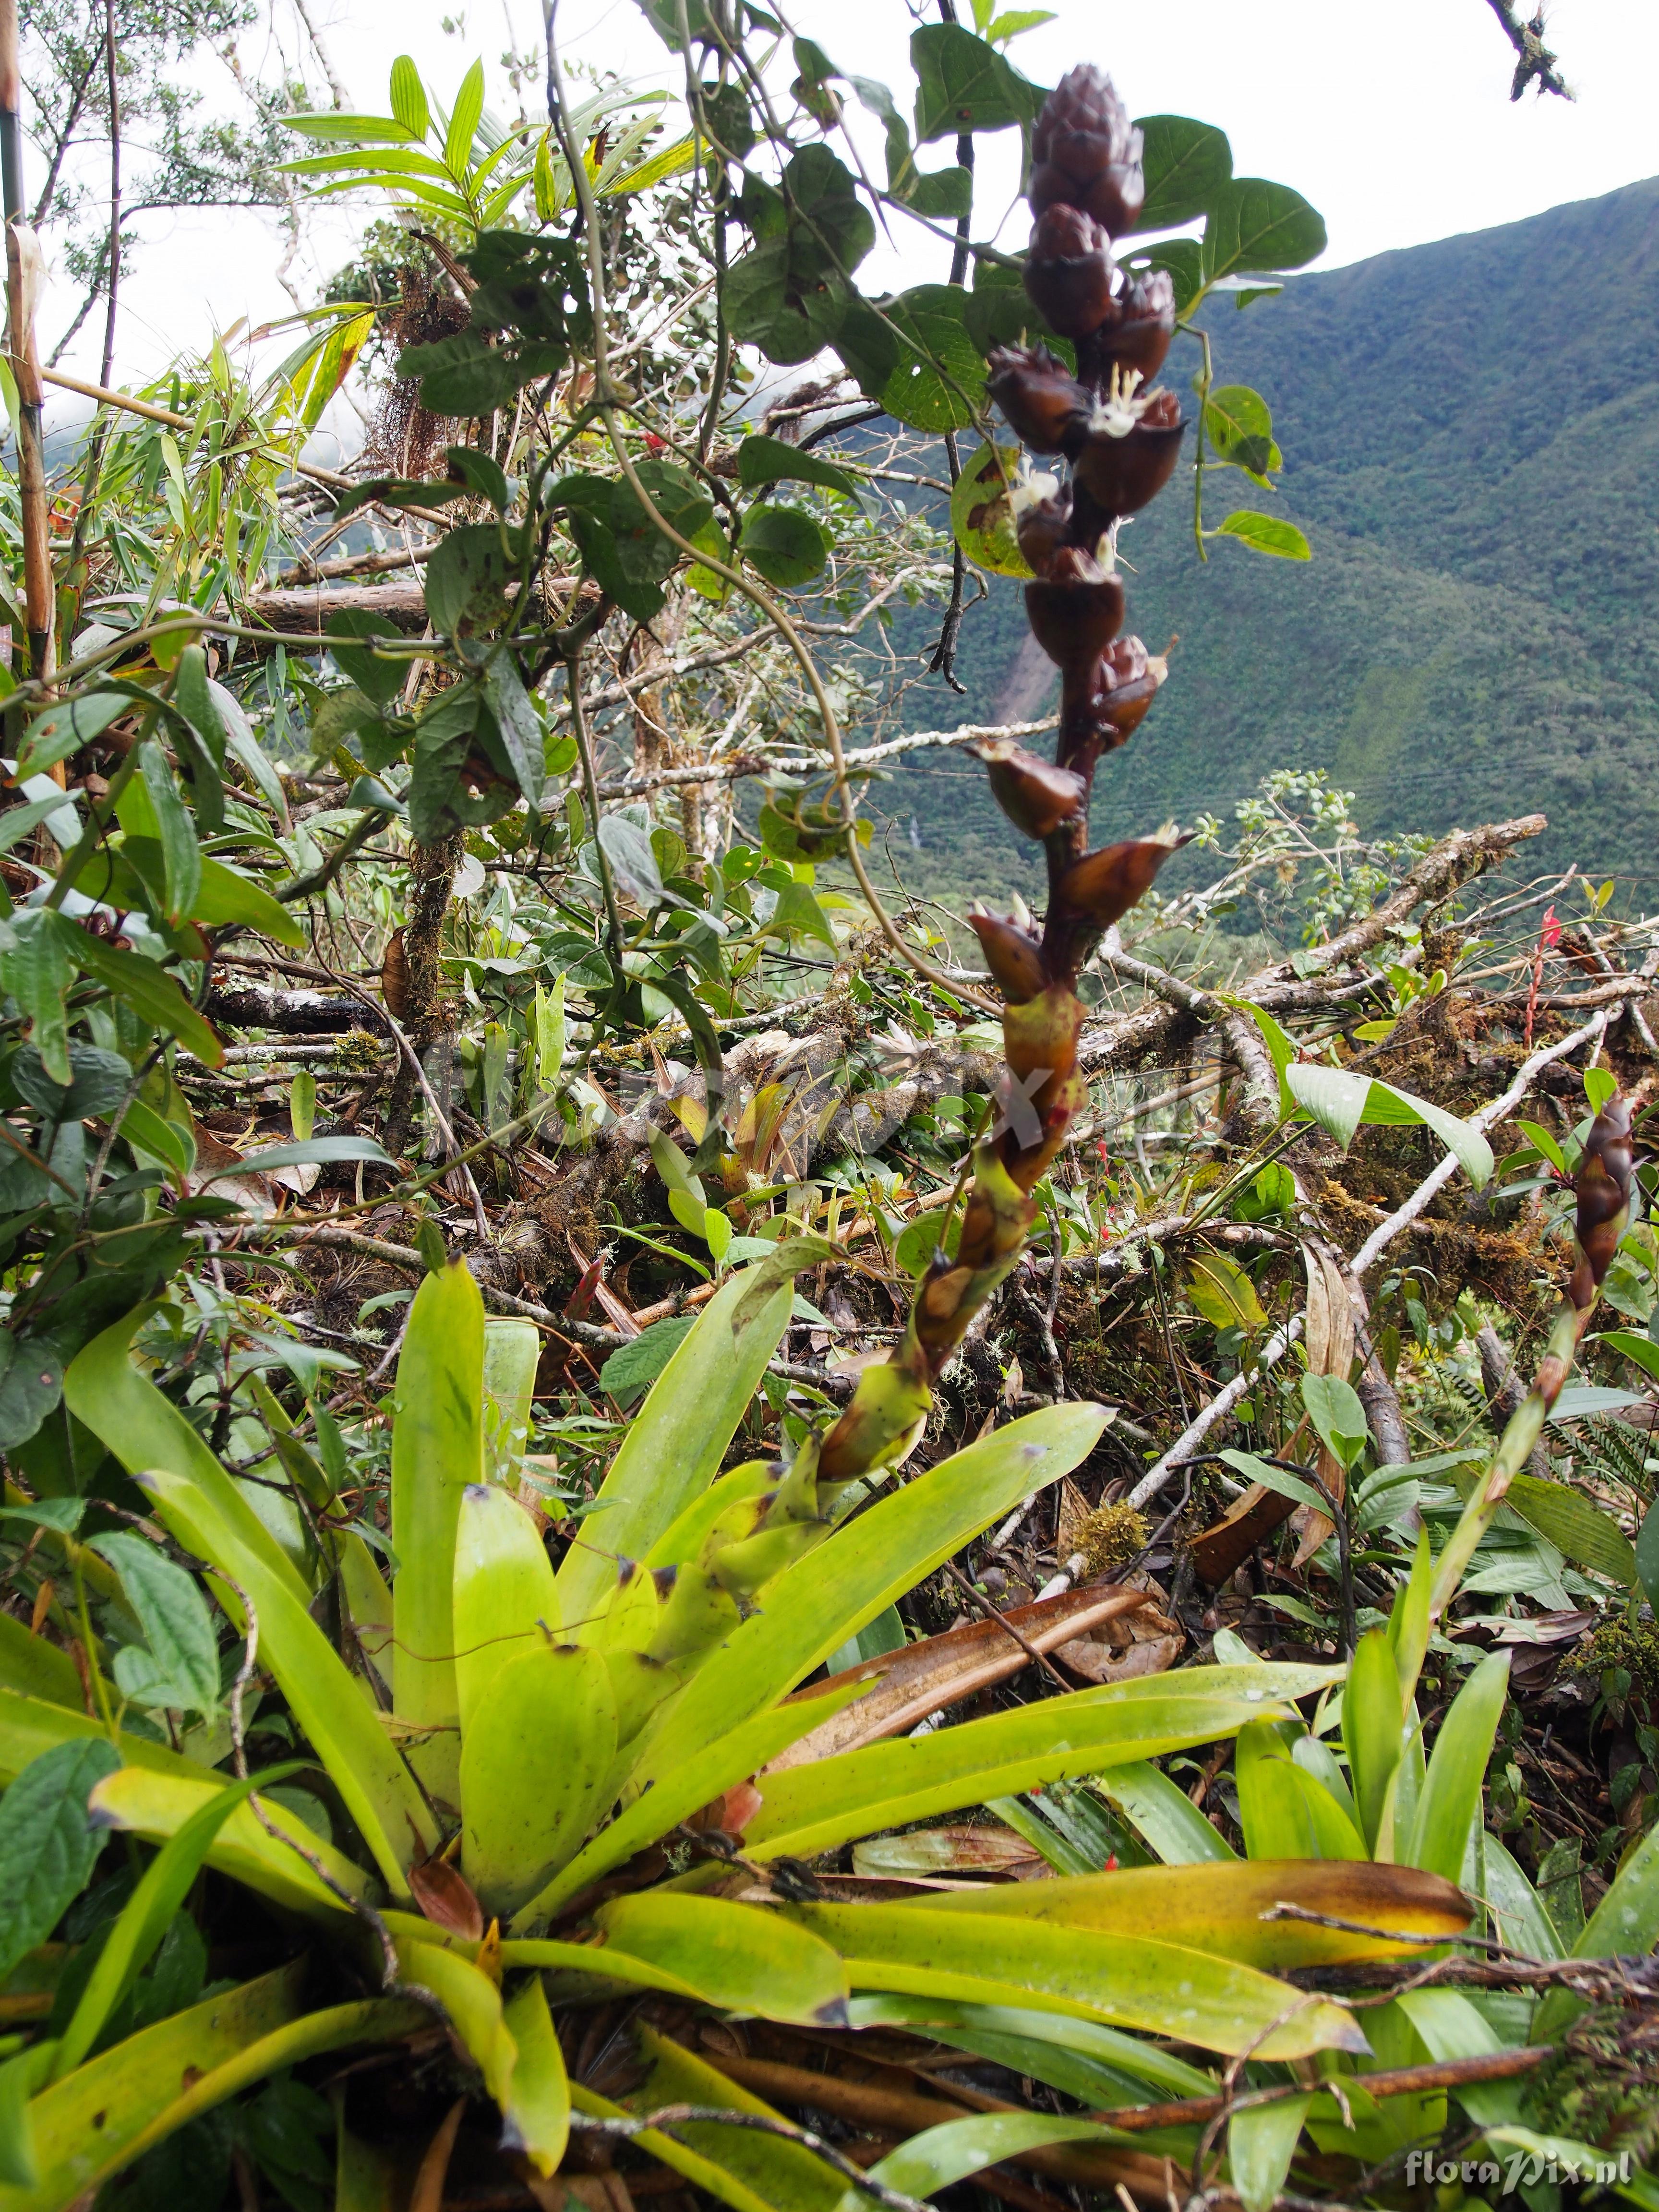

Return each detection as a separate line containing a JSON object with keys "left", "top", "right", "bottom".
{"left": 818, "top": 63, "right": 1186, "bottom": 1488}
{"left": 1428, "top": 1093, "right": 1634, "bottom": 1614}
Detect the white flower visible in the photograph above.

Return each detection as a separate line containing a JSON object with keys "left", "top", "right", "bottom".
{"left": 1086, "top": 364, "right": 1150, "bottom": 440}
{"left": 1009, "top": 464, "right": 1060, "bottom": 518}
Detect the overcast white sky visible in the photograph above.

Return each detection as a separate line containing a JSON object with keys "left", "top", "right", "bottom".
{"left": 39, "top": 0, "right": 1659, "bottom": 405}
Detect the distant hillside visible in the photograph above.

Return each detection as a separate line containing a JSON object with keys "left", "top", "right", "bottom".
{"left": 869, "top": 176, "right": 1659, "bottom": 907}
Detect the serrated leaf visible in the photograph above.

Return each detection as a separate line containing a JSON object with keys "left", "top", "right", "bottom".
{"left": 0, "top": 1739, "right": 120, "bottom": 1979}
{"left": 92, "top": 1532, "right": 221, "bottom": 1716}
{"left": 911, "top": 22, "right": 1046, "bottom": 140}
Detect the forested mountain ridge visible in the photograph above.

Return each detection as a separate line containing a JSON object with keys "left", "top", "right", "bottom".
{"left": 881, "top": 174, "right": 1659, "bottom": 900}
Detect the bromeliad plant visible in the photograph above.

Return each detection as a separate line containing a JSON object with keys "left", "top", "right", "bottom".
{"left": 0, "top": 1246, "right": 1481, "bottom": 2208}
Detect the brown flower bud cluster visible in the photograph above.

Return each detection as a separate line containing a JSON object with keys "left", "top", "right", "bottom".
{"left": 1569, "top": 1094, "right": 1635, "bottom": 1313}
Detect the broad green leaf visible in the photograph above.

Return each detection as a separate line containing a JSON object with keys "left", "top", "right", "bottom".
{"left": 459, "top": 1643, "right": 616, "bottom": 1914}
{"left": 64, "top": 1307, "right": 303, "bottom": 1601}
{"left": 1395, "top": 1989, "right": 1520, "bottom": 2127}
{"left": 739, "top": 503, "right": 828, "bottom": 588}
{"left": 0, "top": 1613, "right": 82, "bottom": 1709}
{"left": 1343, "top": 1628, "right": 1404, "bottom": 1855}
{"left": 508, "top": 1675, "right": 871, "bottom": 1930}
{"left": 1096, "top": 1759, "right": 1237, "bottom": 1863}
{"left": 844, "top": 1993, "right": 1214, "bottom": 2103}
{"left": 66, "top": 927, "right": 225, "bottom": 1065}
{"left": 1204, "top": 177, "right": 1326, "bottom": 277}
{"left": 910, "top": 22, "right": 1046, "bottom": 139}
{"left": 532, "top": 974, "right": 566, "bottom": 1096}
{"left": 854, "top": 2115, "right": 1120, "bottom": 2208}
{"left": 388, "top": 55, "right": 430, "bottom": 141}
{"left": 500, "top": 1974, "right": 569, "bottom": 2177}
{"left": 1214, "top": 509, "right": 1309, "bottom": 559}
{"left": 483, "top": 1317, "right": 539, "bottom": 1465}
{"left": 1187, "top": 1252, "right": 1266, "bottom": 1329}
{"left": 630, "top": 1403, "right": 1110, "bottom": 1790}
{"left": 737, "top": 434, "right": 857, "bottom": 500}
{"left": 198, "top": 1129, "right": 391, "bottom": 1178}
{"left": 1445, "top": 1465, "right": 1637, "bottom": 1585}
{"left": 840, "top": 283, "right": 985, "bottom": 432}
{"left": 1639, "top": 1493, "right": 1659, "bottom": 1614}
{"left": 54, "top": 1765, "right": 300, "bottom": 2078}
{"left": 444, "top": 58, "right": 486, "bottom": 174}
{"left": 1407, "top": 1649, "right": 1508, "bottom": 1884}
{"left": 595, "top": 1894, "right": 849, "bottom": 2027}
{"left": 1284, "top": 1062, "right": 1369, "bottom": 1150}
{"left": 1284, "top": 1063, "right": 1492, "bottom": 1185}
{"left": 453, "top": 1482, "right": 559, "bottom": 1738}
{"left": 1236, "top": 1720, "right": 1366, "bottom": 1861}
{"left": 555, "top": 1264, "right": 793, "bottom": 1638}
{"left": 1130, "top": 113, "right": 1232, "bottom": 231}
{"left": 137, "top": 743, "right": 201, "bottom": 924}
{"left": 1300, "top": 1373, "right": 1368, "bottom": 1470}
{"left": 1365, "top": 1078, "right": 1495, "bottom": 1186}
{"left": 73, "top": 1759, "right": 367, "bottom": 1921}
{"left": 782, "top": 1901, "right": 1365, "bottom": 2058}
{"left": 116, "top": 841, "right": 306, "bottom": 949}
{"left": 1230, "top": 2095, "right": 1312, "bottom": 2212}
{"left": 1516, "top": 1117, "right": 1570, "bottom": 1176}
{"left": 1219, "top": 1449, "right": 1327, "bottom": 1517}
{"left": 91, "top": 1531, "right": 220, "bottom": 1716}
{"left": 893, "top": 1855, "right": 1467, "bottom": 1967}
{"left": 0, "top": 910, "right": 76, "bottom": 1083}
{"left": 623, "top": 2026, "right": 845, "bottom": 2212}
{"left": 1203, "top": 385, "right": 1278, "bottom": 477}
{"left": 598, "top": 1316, "right": 696, "bottom": 1403}
{"left": 0, "top": 1739, "right": 119, "bottom": 1978}
{"left": 1483, "top": 1830, "right": 1562, "bottom": 1959}
{"left": 391, "top": 1261, "right": 484, "bottom": 1798}
{"left": 139, "top": 1468, "right": 438, "bottom": 1894}
{"left": 744, "top": 1664, "right": 1335, "bottom": 1862}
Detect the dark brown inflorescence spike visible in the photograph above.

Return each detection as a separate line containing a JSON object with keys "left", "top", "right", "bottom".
{"left": 985, "top": 344, "right": 1090, "bottom": 455}
{"left": 1023, "top": 204, "right": 1117, "bottom": 337}
{"left": 819, "top": 50, "right": 1190, "bottom": 1497}
{"left": 1029, "top": 64, "right": 1145, "bottom": 235}
{"left": 1569, "top": 1094, "right": 1635, "bottom": 1312}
